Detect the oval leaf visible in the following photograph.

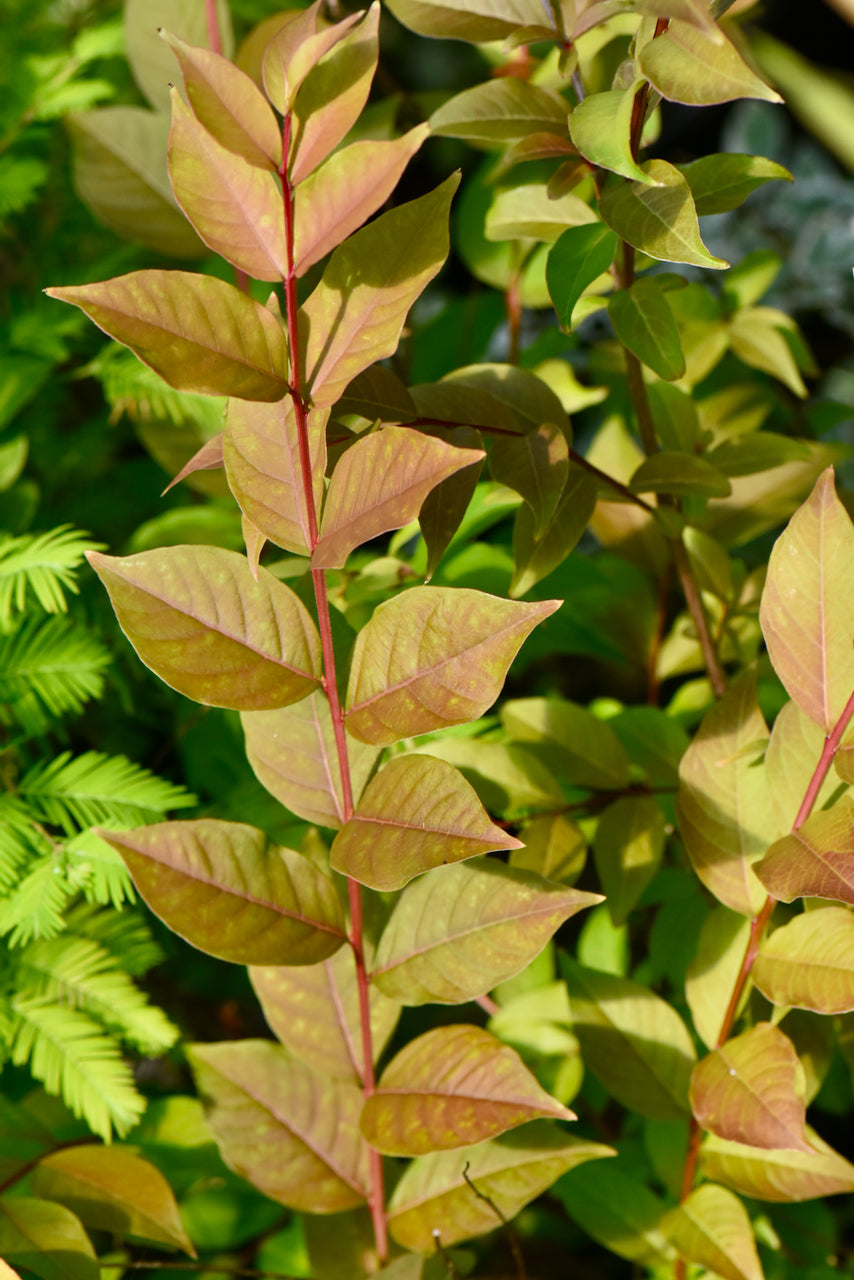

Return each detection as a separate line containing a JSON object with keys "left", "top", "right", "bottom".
{"left": 101, "top": 818, "right": 346, "bottom": 965}
{"left": 373, "top": 859, "right": 601, "bottom": 1006}
{"left": 599, "top": 159, "right": 728, "bottom": 270}
{"left": 701, "top": 1127, "right": 854, "bottom": 1202}
{"left": 593, "top": 795, "right": 666, "bottom": 926}
{"left": 759, "top": 467, "right": 854, "bottom": 733}
{"left": 753, "top": 907, "right": 854, "bottom": 1014}
{"left": 661, "top": 1183, "right": 763, "bottom": 1280}
{"left": 362, "top": 1024, "right": 573, "bottom": 1155}
{"left": 609, "top": 278, "right": 686, "bottom": 381}
{"left": 430, "top": 78, "right": 568, "bottom": 144}
{"left": 87, "top": 546, "right": 321, "bottom": 711}
{"left": 680, "top": 153, "right": 791, "bottom": 216}
{"left": 568, "top": 85, "right": 652, "bottom": 183}
{"left": 690, "top": 1023, "right": 811, "bottom": 1152}
{"left": 331, "top": 754, "right": 521, "bottom": 891}
{"left": 47, "top": 271, "right": 290, "bottom": 401}
{"left": 757, "top": 796, "right": 854, "bottom": 906}
{"left": 630, "top": 451, "right": 731, "bottom": 498}
{"left": 490, "top": 422, "right": 568, "bottom": 538}
{"left": 346, "top": 587, "right": 560, "bottom": 746}
{"left": 190, "top": 1040, "right": 369, "bottom": 1212}
{"left": 547, "top": 223, "right": 618, "bottom": 332}
{"left": 0, "top": 1198, "right": 97, "bottom": 1280}
{"left": 385, "top": 0, "right": 557, "bottom": 43}
{"left": 639, "top": 20, "right": 781, "bottom": 106}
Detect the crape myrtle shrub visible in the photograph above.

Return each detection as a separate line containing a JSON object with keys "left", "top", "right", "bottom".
{"left": 2, "top": 0, "right": 854, "bottom": 1277}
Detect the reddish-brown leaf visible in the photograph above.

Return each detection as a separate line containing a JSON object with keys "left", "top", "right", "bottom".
{"left": 757, "top": 797, "right": 854, "bottom": 906}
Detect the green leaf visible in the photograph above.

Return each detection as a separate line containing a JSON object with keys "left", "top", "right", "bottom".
{"left": 707, "top": 432, "right": 810, "bottom": 478}
{"left": 760, "top": 468, "right": 854, "bottom": 732}
{"left": 685, "top": 906, "right": 751, "bottom": 1050}
{"left": 485, "top": 183, "right": 595, "bottom": 243}
{"left": 757, "top": 797, "right": 854, "bottom": 907}
{"left": 362, "top": 1024, "right": 573, "bottom": 1155}
{"left": 561, "top": 958, "right": 696, "bottom": 1120}
{"left": 501, "top": 696, "right": 631, "bottom": 791}
{"left": 510, "top": 465, "right": 598, "bottom": 597}
{"left": 639, "top": 20, "right": 781, "bottom": 106}
{"left": 47, "top": 271, "right": 290, "bottom": 401}
{"left": 420, "top": 427, "right": 485, "bottom": 581}
{"left": 67, "top": 107, "right": 205, "bottom": 258}
{"left": 701, "top": 1126, "right": 854, "bottom": 1202}
{"left": 224, "top": 398, "right": 326, "bottom": 557}
{"left": 0, "top": 1198, "right": 97, "bottom": 1280}
{"left": 753, "top": 907, "right": 854, "bottom": 1015}
{"left": 167, "top": 89, "right": 287, "bottom": 280}
{"left": 161, "top": 30, "right": 281, "bottom": 169}
{"left": 301, "top": 176, "right": 458, "bottom": 408}
{"left": 289, "top": 4, "right": 380, "bottom": 184}
{"left": 330, "top": 754, "right": 521, "bottom": 891}
{"left": 546, "top": 224, "right": 618, "bottom": 332}
{"left": 676, "top": 671, "right": 777, "bottom": 916}
{"left": 250, "top": 946, "right": 399, "bottom": 1084}
{"left": 87, "top": 546, "right": 321, "bottom": 711}
{"left": 441, "top": 362, "right": 571, "bottom": 436}
{"left": 0, "top": 617, "right": 108, "bottom": 733}
{"left": 125, "top": 0, "right": 233, "bottom": 112}
{"left": 18, "top": 750, "right": 193, "bottom": 835}
{"left": 490, "top": 422, "right": 568, "bottom": 538}
{"left": 510, "top": 813, "right": 587, "bottom": 885}
{"left": 690, "top": 1022, "right": 810, "bottom": 1153}
{"left": 729, "top": 307, "right": 808, "bottom": 398}
{"left": 190, "top": 1040, "right": 370, "bottom": 1212}
{"left": 314, "top": 427, "right": 482, "bottom": 569}
{"left": 32, "top": 1146, "right": 194, "bottom": 1255}
{"left": 346, "top": 587, "right": 559, "bottom": 746}
{"left": 568, "top": 84, "right": 653, "bottom": 183}
{"left": 593, "top": 796, "right": 666, "bottom": 926}
{"left": 295, "top": 127, "right": 429, "bottom": 274}
{"left": 661, "top": 1183, "right": 764, "bottom": 1280}
{"left": 679, "top": 153, "right": 792, "bottom": 215}
{"left": 609, "top": 277, "right": 685, "bottom": 380}
{"left": 599, "top": 160, "right": 728, "bottom": 270}
{"left": 630, "top": 451, "right": 731, "bottom": 498}
{"left": 387, "top": 1123, "right": 612, "bottom": 1252}
{"left": 431, "top": 79, "right": 567, "bottom": 144}
{"left": 101, "top": 818, "right": 346, "bottom": 966}
{"left": 553, "top": 1161, "right": 674, "bottom": 1265}
{"left": 384, "top": 0, "right": 557, "bottom": 42}
{"left": 242, "top": 694, "right": 380, "bottom": 831}
{"left": 373, "top": 860, "right": 601, "bottom": 1006}
{"left": 415, "top": 739, "right": 564, "bottom": 817}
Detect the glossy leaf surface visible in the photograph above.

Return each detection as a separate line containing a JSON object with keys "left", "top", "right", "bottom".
{"left": 101, "top": 819, "right": 345, "bottom": 965}
{"left": 190, "top": 1040, "right": 369, "bottom": 1212}
{"left": 764, "top": 698, "right": 842, "bottom": 834}
{"left": 361, "top": 1024, "right": 573, "bottom": 1155}
{"left": 346, "top": 587, "right": 559, "bottom": 746}
{"left": 546, "top": 224, "right": 618, "bottom": 331}
{"left": 302, "top": 176, "right": 458, "bottom": 408}
{"left": 690, "top": 1023, "right": 811, "bottom": 1151}
{"left": 661, "top": 1183, "right": 763, "bottom": 1280}
{"left": 680, "top": 153, "right": 791, "bottom": 215}
{"left": 385, "top": 0, "right": 557, "bottom": 43}
{"left": 593, "top": 795, "right": 666, "bottom": 926}
{"left": 430, "top": 78, "right": 567, "bottom": 143}
{"left": 87, "top": 546, "right": 321, "bottom": 710}
{"left": 373, "top": 860, "right": 601, "bottom": 1005}
{"left": 640, "top": 20, "right": 781, "bottom": 107}
{"left": 48, "top": 271, "right": 290, "bottom": 401}
{"left": 753, "top": 907, "right": 854, "bottom": 1014}
{"left": 387, "top": 1123, "right": 612, "bottom": 1252}
{"left": 490, "top": 422, "right": 568, "bottom": 538}
{"left": 760, "top": 467, "right": 854, "bottom": 732}
{"left": 599, "top": 160, "right": 727, "bottom": 269}
{"left": 331, "top": 753, "right": 521, "bottom": 891}
{"left": 568, "top": 85, "right": 651, "bottom": 183}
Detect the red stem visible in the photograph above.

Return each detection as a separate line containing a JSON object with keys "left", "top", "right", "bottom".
{"left": 203, "top": 0, "right": 223, "bottom": 55}
{"left": 279, "top": 115, "right": 387, "bottom": 1261}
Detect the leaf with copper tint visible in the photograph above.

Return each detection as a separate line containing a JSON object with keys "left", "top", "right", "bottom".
{"left": 263, "top": 3, "right": 361, "bottom": 115}
{"left": 224, "top": 398, "right": 326, "bottom": 557}
{"left": 753, "top": 907, "right": 854, "bottom": 1014}
{"left": 125, "top": 0, "right": 232, "bottom": 113}
{"left": 87, "top": 546, "right": 320, "bottom": 711}
{"left": 301, "top": 176, "right": 458, "bottom": 409}
{"left": 760, "top": 468, "right": 854, "bottom": 732}
{"left": 661, "top": 1184, "right": 763, "bottom": 1280}
{"left": 101, "top": 819, "right": 345, "bottom": 966}
{"left": 373, "top": 860, "right": 601, "bottom": 1006}
{"left": 251, "top": 946, "right": 399, "bottom": 1084}
{"left": 47, "top": 271, "right": 290, "bottom": 402}
{"left": 361, "top": 1024, "right": 573, "bottom": 1156}
{"left": 295, "top": 127, "right": 429, "bottom": 275}
{"left": 701, "top": 1127, "right": 854, "bottom": 1201}
{"left": 764, "top": 699, "right": 845, "bottom": 834}
{"left": 31, "top": 1146, "right": 194, "bottom": 1255}
{"left": 387, "top": 1123, "right": 613, "bottom": 1252}
{"left": 164, "top": 432, "right": 224, "bottom": 494}
{"left": 242, "top": 694, "right": 379, "bottom": 830}
{"left": 676, "top": 670, "right": 777, "bottom": 915}
{"left": 690, "top": 1023, "right": 811, "bottom": 1152}
{"left": 562, "top": 958, "right": 696, "bottom": 1121}
{"left": 190, "top": 1040, "right": 369, "bottom": 1212}
{"left": 167, "top": 90, "right": 287, "bottom": 280}
{"left": 313, "top": 427, "right": 482, "bottom": 569}
{"left": 757, "top": 797, "right": 854, "bottom": 906}
{"left": 346, "top": 587, "right": 559, "bottom": 746}
{"left": 161, "top": 30, "right": 281, "bottom": 168}
{"left": 330, "top": 754, "right": 521, "bottom": 891}
{"left": 289, "top": 4, "right": 380, "bottom": 183}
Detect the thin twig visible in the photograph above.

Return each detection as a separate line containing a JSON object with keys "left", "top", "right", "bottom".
{"left": 462, "top": 1163, "right": 527, "bottom": 1280}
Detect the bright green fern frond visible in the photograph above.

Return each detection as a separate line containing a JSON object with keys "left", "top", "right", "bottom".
{"left": 0, "top": 615, "right": 110, "bottom": 733}
{"left": 16, "top": 934, "right": 178, "bottom": 1055}
{"left": 0, "top": 796, "right": 45, "bottom": 891}
{"left": 0, "top": 854, "right": 73, "bottom": 945}
{"left": 10, "top": 997, "right": 145, "bottom": 1139}
{"left": 0, "top": 154, "right": 48, "bottom": 218}
{"left": 65, "top": 830, "right": 136, "bottom": 909}
{"left": 64, "top": 901, "right": 163, "bottom": 977}
{"left": 19, "top": 751, "right": 196, "bottom": 835}
{"left": 87, "top": 342, "right": 225, "bottom": 431}
{"left": 0, "top": 526, "right": 101, "bottom": 624}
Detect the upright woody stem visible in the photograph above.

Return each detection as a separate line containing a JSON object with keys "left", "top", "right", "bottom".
{"left": 278, "top": 112, "right": 388, "bottom": 1263}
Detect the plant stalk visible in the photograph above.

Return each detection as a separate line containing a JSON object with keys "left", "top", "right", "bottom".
{"left": 278, "top": 113, "right": 388, "bottom": 1263}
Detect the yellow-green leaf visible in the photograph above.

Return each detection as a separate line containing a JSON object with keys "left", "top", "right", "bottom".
{"left": 661, "top": 1183, "right": 764, "bottom": 1280}
{"left": 599, "top": 159, "right": 728, "bottom": 270}
{"left": 639, "top": 20, "right": 781, "bottom": 106}
{"left": 753, "top": 907, "right": 854, "bottom": 1014}
{"left": 701, "top": 1126, "right": 854, "bottom": 1201}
